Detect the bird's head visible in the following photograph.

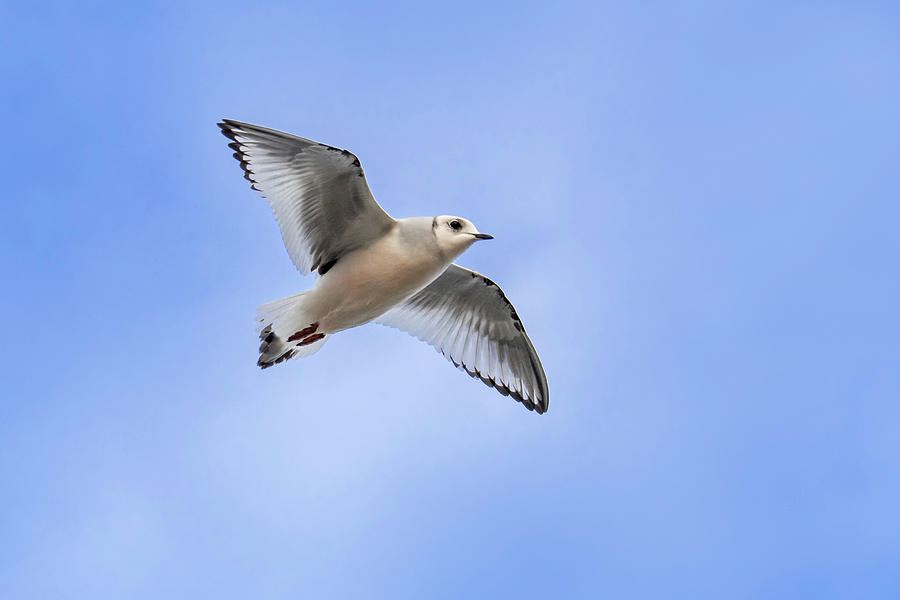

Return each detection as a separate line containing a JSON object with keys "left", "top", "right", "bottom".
{"left": 433, "top": 215, "right": 493, "bottom": 258}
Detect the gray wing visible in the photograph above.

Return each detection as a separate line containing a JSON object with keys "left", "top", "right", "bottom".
{"left": 218, "top": 119, "right": 395, "bottom": 275}
{"left": 376, "top": 264, "right": 549, "bottom": 413}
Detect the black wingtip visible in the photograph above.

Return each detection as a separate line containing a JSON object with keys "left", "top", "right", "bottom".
{"left": 218, "top": 120, "right": 238, "bottom": 141}
{"left": 463, "top": 364, "right": 546, "bottom": 415}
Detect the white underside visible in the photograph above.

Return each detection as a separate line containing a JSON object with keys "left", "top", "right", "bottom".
{"left": 257, "top": 223, "right": 463, "bottom": 361}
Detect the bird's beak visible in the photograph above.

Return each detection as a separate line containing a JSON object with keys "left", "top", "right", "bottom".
{"left": 472, "top": 233, "right": 494, "bottom": 240}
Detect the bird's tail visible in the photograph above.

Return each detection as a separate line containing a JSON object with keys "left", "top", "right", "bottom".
{"left": 255, "top": 292, "right": 328, "bottom": 368}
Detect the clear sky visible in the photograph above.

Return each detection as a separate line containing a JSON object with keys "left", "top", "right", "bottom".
{"left": 2, "top": 1, "right": 899, "bottom": 597}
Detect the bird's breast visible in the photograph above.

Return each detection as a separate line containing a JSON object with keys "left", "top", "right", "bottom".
{"left": 309, "top": 232, "right": 447, "bottom": 332}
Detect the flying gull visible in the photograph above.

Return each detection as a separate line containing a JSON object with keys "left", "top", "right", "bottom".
{"left": 218, "top": 119, "right": 549, "bottom": 413}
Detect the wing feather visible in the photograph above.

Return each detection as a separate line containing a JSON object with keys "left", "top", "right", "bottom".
{"left": 218, "top": 119, "right": 395, "bottom": 275}
{"left": 377, "top": 264, "right": 549, "bottom": 413}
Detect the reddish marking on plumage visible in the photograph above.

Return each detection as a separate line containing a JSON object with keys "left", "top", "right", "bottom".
{"left": 296, "top": 333, "right": 325, "bottom": 346}
{"left": 287, "top": 322, "right": 319, "bottom": 342}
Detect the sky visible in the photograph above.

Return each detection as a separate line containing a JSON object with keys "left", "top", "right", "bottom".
{"left": 1, "top": 0, "right": 899, "bottom": 597}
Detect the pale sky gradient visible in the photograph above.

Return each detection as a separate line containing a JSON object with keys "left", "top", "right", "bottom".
{"left": 2, "top": 1, "right": 899, "bottom": 598}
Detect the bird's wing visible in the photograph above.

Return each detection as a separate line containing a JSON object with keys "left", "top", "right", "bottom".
{"left": 218, "top": 119, "right": 396, "bottom": 275}
{"left": 376, "top": 264, "right": 549, "bottom": 413}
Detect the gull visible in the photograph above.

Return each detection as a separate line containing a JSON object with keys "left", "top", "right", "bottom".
{"left": 218, "top": 119, "right": 550, "bottom": 413}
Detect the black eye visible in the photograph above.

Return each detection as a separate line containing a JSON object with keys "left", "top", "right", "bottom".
{"left": 450, "top": 220, "right": 462, "bottom": 231}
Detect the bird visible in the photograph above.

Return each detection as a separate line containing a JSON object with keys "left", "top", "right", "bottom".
{"left": 218, "top": 119, "right": 549, "bottom": 413}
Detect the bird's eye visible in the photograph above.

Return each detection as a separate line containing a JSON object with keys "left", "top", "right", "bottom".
{"left": 450, "top": 220, "right": 462, "bottom": 231}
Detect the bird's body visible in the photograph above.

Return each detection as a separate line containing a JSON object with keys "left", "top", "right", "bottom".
{"left": 219, "top": 119, "right": 550, "bottom": 413}
{"left": 309, "top": 218, "right": 453, "bottom": 334}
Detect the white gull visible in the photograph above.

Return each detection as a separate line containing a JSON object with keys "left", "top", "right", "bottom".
{"left": 218, "top": 119, "right": 549, "bottom": 413}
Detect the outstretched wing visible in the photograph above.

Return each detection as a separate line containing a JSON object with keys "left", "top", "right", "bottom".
{"left": 218, "top": 119, "right": 396, "bottom": 275}
{"left": 376, "top": 264, "right": 549, "bottom": 413}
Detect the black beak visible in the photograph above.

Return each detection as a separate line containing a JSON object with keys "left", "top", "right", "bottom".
{"left": 472, "top": 233, "right": 494, "bottom": 240}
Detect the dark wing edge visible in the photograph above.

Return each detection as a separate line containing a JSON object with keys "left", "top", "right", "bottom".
{"left": 217, "top": 119, "right": 395, "bottom": 275}
{"left": 217, "top": 119, "right": 365, "bottom": 193}
{"left": 377, "top": 265, "right": 549, "bottom": 414}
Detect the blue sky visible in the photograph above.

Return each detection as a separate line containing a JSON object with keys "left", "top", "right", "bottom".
{"left": 2, "top": 1, "right": 899, "bottom": 597}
